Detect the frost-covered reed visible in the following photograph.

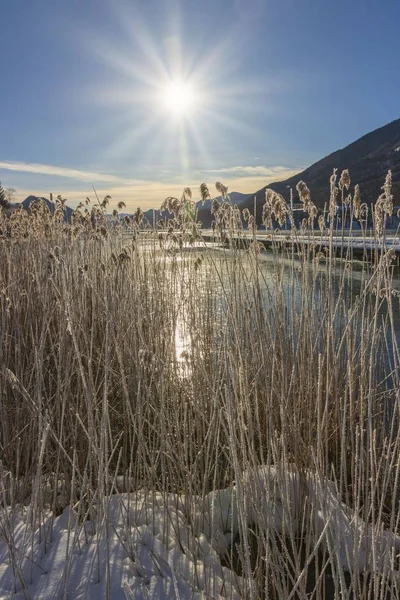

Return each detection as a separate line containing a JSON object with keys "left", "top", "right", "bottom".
{"left": 0, "top": 173, "right": 399, "bottom": 598}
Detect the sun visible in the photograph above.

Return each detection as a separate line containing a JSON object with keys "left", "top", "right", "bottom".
{"left": 163, "top": 79, "right": 195, "bottom": 116}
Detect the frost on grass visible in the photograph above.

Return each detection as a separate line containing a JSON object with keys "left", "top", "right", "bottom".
{"left": 1, "top": 466, "right": 400, "bottom": 599}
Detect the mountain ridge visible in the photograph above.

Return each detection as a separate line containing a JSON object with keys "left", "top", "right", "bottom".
{"left": 223, "top": 118, "right": 400, "bottom": 226}
{"left": 22, "top": 195, "right": 74, "bottom": 222}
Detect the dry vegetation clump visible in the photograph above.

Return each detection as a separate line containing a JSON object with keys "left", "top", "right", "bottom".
{"left": 0, "top": 172, "right": 400, "bottom": 598}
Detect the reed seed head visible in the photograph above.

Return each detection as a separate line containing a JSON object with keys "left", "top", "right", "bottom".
{"left": 339, "top": 169, "right": 351, "bottom": 191}
{"left": 215, "top": 182, "right": 228, "bottom": 198}
{"left": 200, "top": 183, "right": 211, "bottom": 204}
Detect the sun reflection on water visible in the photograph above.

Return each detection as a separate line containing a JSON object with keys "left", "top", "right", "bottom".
{"left": 174, "top": 318, "right": 192, "bottom": 376}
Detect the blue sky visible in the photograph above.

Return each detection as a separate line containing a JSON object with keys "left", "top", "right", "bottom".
{"left": 1, "top": 0, "right": 399, "bottom": 210}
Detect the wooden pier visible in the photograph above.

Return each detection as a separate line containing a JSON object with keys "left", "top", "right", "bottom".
{"left": 200, "top": 230, "right": 400, "bottom": 262}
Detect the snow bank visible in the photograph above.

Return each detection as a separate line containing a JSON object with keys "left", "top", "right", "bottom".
{"left": 0, "top": 490, "right": 244, "bottom": 599}
{"left": 196, "top": 466, "right": 400, "bottom": 577}
{"left": 1, "top": 466, "right": 399, "bottom": 599}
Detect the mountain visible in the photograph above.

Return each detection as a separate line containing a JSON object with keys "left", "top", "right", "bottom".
{"left": 17, "top": 120, "right": 397, "bottom": 229}
{"left": 22, "top": 196, "right": 74, "bottom": 223}
{"left": 152, "top": 119, "right": 400, "bottom": 228}
{"left": 216, "top": 191, "right": 253, "bottom": 205}
{"left": 194, "top": 191, "right": 253, "bottom": 227}
{"left": 236, "top": 118, "right": 400, "bottom": 224}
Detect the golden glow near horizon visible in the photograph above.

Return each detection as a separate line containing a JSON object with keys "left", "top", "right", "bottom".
{"left": 163, "top": 79, "right": 196, "bottom": 116}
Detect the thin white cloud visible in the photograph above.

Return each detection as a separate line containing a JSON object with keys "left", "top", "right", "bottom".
{"left": 204, "top": 165, "right": 302, "bottom": 177}
{"left": 0, "top": 161, "right": 147, "bottom": 186}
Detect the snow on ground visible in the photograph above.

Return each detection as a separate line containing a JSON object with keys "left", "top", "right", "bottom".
{"left": 0, "top": 490, "right": 244, "bottom": 599}
{"left": 195, "top": 466, "right": 400, "bottom": 576}
{"left": 1, "top": 466, "right": 399, "bottom": 599}
{"left": 240, "top": 466, "right": 400, "bottom": 575}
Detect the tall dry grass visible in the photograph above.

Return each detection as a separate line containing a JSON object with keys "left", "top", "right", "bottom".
{"left": 0, "top": 174, "right": 399, "bottom": 598}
